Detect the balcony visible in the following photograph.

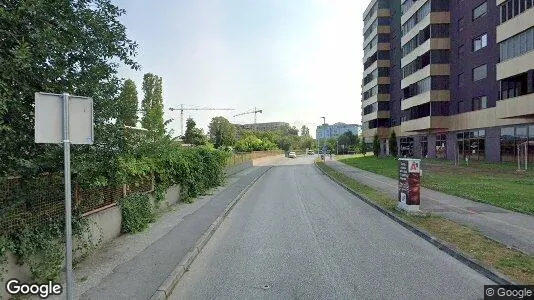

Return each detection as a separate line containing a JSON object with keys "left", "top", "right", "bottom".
{"left": 362, "top": 93, "right": 390, "bottom": 108}
{"left": 401, "top": 64, "right": 450, "bottom": 89}
{"left": 497, "top": 51, "right": 534, "bottom": 81}
{"left": 496, "top": 93, "right": 534, "bottom": 119}
{"left": 362, "top": 110, "right": 390, "bottom": 123}
{"left": 401, "top": 116, "right": 450, "bottom": 132}
{"left": 401, "top": 90, "right": 450, "bottom": 110}
{"left": 497, "top": 8, "right": 534, "bottom": 43}
{"left": 362, "top": 127, "right": 390, "bottom": 139}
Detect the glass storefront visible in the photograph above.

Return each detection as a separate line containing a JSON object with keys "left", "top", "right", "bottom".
{"left": 457, "top": 130, "right": 486, "bottom": 161}
{"left": 400, "top": 137, "right": 414, "bottom": 157}
{"left": 500, "top": 126, "right": 532, "bottom": 163}
{"left": 435, "top": 134, "right": 447, "bottom": 159}
{"left": 420, "top": 136, "right": 428, "bottom": 158}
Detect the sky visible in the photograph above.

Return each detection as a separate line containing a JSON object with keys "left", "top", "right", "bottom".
{"left": 113, "top": 0, "right": 371, "bottom": 138}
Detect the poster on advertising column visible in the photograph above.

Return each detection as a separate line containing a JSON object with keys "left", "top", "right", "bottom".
{"left": 398, "top": 158, "right": 421, "bottom": 212}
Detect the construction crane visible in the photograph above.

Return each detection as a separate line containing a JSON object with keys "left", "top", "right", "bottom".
{"left": 169, "top": 104, "right": 235, "bottom": 136}
{"left": 233, "top": 107, "right": 263, "bottom": 124}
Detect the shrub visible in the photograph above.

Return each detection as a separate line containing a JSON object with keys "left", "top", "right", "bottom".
{"left": 373, "top": 134, "right": 380, "bottom": 157}
{"left": 389, "top": 131, "right": 398, "bottom": 157}
{"left": 119, "top": 193, "right": 155, "bottom": 233}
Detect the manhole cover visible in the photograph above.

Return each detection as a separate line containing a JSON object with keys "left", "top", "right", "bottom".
{"left": 261, "top": 284, "right": 271, "bottom": 290}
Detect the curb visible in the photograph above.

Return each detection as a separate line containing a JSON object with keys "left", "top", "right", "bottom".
{"left": 150, "top": 166, "right": 272, "bottom": 299}
{"left": 314, "top": 162, "right": 516, "bottom": 286}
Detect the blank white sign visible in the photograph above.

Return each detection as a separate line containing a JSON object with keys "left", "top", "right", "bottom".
{"left": 35, "top": 92, "right": 94, "bottom": 144}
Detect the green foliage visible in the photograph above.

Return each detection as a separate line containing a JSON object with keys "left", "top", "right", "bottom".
{"left": 0, "top": 236, "right": 14, "bottom": 282}
{"left": 119, "top": 193, "right": 155, "bottom": 233}
{"left": 6, "top": 215, "right": 92, "bottom": 282}
{"left": 389, "top": 131, "right": 398, "bottom": 157}
{"left": 359, "top": 139, "right": 368, "bottom": 156}
{"left": 299, "top": 136, "right": 316, "bottom": 151}
{"left": 300, "top": 125, "right": 310, "bottom": 137}
{"left": 337, "top": 131, "right": 359, "bottom": 154}
{"left": 183, "top": 118, "right": 208, "bottom": 146}
{"left": 373, "top": 134, "right": 380, "bottom": 157}
{"left": 117, "top": 79, "right": 139, "bottom": 127}
{"left": 141, "top": 73, "right": 165, "bottom": 135}
{"left": 0, "top": 0, "right": 139, "bottom": 177}
{"left": 209, "top": 116, "right": 237, "bottom": 148}
{"left": 235, "top": 135, "right": 278, "bottom": 152}
{"left": 326, "top": 138, "right": 337, "bottom": 153}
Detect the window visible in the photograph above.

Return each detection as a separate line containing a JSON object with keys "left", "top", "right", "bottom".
{"left": 473, "top": 64, "right": 487, "bottom": 81}
{"left": 458, "top": 44, "right": 465, "bottom": 58}
{"left": 473, "top": 33, "right": 488, "bottom": 51}
{"left": 501, "top": 127, "right": 516, "bottom": 162}
{"left": 473, "top": 2, "right": 488, "bottom": 20}
{"left": 436, "top": 133, "right": 447, "bottom": 159}
{"left": 499, "top": 27, "right": 534, "bottom": 61}
{"left": 458, "top": 73, "right": 465, "bottom": 86}
{"left": 472, "top": 96, "right": 487, "bottom": 110}
{"left": 457, "top": 130, "right": 486, "bottom": 160}
{"left": 458, "top": 18, "right": 464, "bottom": 32}
{"left": 501, "top": 0, "right": 534, "bottom": 23}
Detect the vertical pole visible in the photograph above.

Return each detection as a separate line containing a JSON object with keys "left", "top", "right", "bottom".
{"left": 517, "top": 145, "right": 521, "bottom": 171}
{"left": 180, "top": 104, "right": 184, "bottom": 137}
{"left": 62, "top": 93, "right": 74, "bottom": 300}
{"left": 525, "top": 142, "right": 528, "bottom": 171}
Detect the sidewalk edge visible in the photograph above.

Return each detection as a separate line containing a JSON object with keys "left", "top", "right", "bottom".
{"left": 315, "top": 162, "right": 516, "bottom": 286}
{"left": 150, "top": 166, "right": 272, "bottom": 299}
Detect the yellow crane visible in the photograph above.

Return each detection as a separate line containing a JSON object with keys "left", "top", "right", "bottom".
{"left": 169, "top": 104, "right": 235, "bottom": 136}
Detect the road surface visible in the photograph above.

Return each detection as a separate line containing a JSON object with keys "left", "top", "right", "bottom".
{"left": 170, "top": 156, "right": 493, "bottom": 300}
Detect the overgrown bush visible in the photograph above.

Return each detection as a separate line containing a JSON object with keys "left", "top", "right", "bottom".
{"left": 373, "top": 134, "right": 380, "bottom": 157}
{"left": 119, "top": 193, "right": 155, "bottom": 233}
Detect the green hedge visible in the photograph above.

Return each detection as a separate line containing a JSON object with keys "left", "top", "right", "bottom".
{"left": 119, "top": 193, "right": 155, "bottom": 233}
{"left": 118, "top": 145, "right": 230, "bottom": 201}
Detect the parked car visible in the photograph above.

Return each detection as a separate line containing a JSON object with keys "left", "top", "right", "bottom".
{"left": 288, "top": 151, "right": 297, "bottom": 158}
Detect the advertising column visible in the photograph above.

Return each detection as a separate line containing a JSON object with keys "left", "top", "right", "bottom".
{"left": 398, "top": 158, "right": 421, "bottom": 212}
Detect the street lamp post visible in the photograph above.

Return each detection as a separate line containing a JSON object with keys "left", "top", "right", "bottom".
{"left": 321, "top": 117, "right": 326, "bottom": 161}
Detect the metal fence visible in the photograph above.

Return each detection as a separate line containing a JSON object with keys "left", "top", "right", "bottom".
{"left": 0, "top": 174, "right": 154, "bottom": 235}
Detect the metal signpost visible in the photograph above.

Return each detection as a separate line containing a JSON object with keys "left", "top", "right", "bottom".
{"left": 35, "top": 92, "right": 94, "bottom": 300}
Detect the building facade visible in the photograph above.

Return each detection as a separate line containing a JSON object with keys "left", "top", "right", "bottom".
{"left": 316, "top": 123, "right": 362, "bottom": 140}
{"left": 361, "top": 0, "right": 534, "bottom": 162}
{"left": 234, "top": 122, "right": 289, "bottom": 132}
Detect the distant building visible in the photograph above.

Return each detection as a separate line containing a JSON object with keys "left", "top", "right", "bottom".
{"left": 234, "top": 122, "right": 289, "bottom": 132}
{"left": 316, "top": 123, "right": 362, "bottom": 140}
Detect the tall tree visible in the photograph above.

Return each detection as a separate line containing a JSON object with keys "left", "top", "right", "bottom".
{"left": 208, "top": 116, "right": 236, "bottom": 148}
{"left": 0, "top": 0, "right": 139, "bottom": 176}
{"left": 300, "top": 125, "right": 310, "bottom": 137}
{"left": 117, "top": 79, "right": 138, "bottom": 127}
{"left": 389, "top": 131, "right": 398, "bottom": 157}
{"left": 183, "top": 118, "right": 207, "bottom": 145}
{"left": 373, "top": 134, "right": 380, "bottom": 157}
{"left": 141, "top": 73, "right": 164, "bottom": 134}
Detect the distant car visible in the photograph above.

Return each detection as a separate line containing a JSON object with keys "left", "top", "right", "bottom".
{"left": 288, "top": 151, "right": 297, "bottom": 158}
{"left": 307, "top": 151, "right": 315, "bottom": 155}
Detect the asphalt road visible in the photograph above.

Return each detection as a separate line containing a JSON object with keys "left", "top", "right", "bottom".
{"left": 170, "top": 156, "right": 494, "bottom": 300}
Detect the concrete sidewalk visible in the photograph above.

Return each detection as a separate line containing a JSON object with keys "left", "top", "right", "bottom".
{"left": 47, "top": 166, "right": 269, "bottom": 300}
{"left": 325, "top": 159, "right": 534, "bottom": 255}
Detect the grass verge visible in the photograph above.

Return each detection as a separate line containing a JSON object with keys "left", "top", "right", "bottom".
{"left": 316, "top": 161, "right": 534, "bottom": 284}
{"left": 337, "top": 156, "right": 534, "bottom": 215}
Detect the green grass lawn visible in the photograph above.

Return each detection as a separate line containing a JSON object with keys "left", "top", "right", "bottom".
{"left": 337, "top": 156, "right": 534, "bottom": 215}
{"left": 316, "top": 161, "right": 534, "bottom": 284}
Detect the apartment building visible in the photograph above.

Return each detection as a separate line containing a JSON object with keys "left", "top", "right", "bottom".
{"left": 316, "top": 123, "right": 362, "bottom": 140}
{"left": 361, "top": 0, "right": 534, "bottom": 162}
